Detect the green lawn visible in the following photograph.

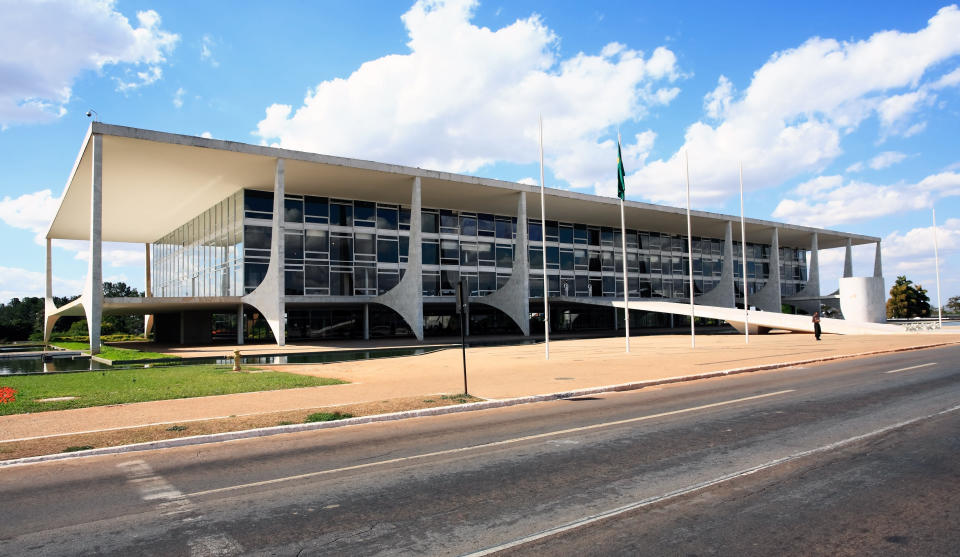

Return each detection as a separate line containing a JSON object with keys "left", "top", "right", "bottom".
{"left": 0, "top": 365, "right": 346, "bottom": 415}
{"left": 51, "top": 342, "right": 180, "bottom": 362}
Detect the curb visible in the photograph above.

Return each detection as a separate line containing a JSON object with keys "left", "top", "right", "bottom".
{"left": 2, "top": 340, "right": 957, "bottom": 468}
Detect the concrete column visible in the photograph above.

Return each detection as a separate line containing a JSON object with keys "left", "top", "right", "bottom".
{"left": 372, "top": 176, "right": 424, "bottom": 340}
{"left": 241, "top": 159, "right": 287, "bottom": 345}
{"left": 474, "top": 192, "right": 531, "bottom": 335}
{"left": 843, "top": 238, "right": 853, "bottom": 278}
{"left": 43, "top": 238, "right": 60, "bottom": 343}
{"left": 363, "top": 304, "right": 370, "bottom": 340}
{"left": 46, "top": 238, "right": 53, "bottom": 300}
{"left": 237, "top": 304, "right": 244, "bottom": 345}
{"left": 84, "top": 133, "right": 104, "bottom": 355}
{"left": 807, "top": 232, "right": 820, "bottom": 296}
{"left": 144, "top": 243, "right": 154, "bottom": 337}
{"left": 793, "top": 232, "right": 821, "bottom": 314}
{"left": 697, "top": 221, "right": 735, "bottom": 307}
{"left": 873, "top": 241, "right": 883, "bottom": 278}
{"left": 753, "top": 228, "right": 782, "bottom": 312}
{"left": 614, "top": 307, "right": 619, "bottom": 330}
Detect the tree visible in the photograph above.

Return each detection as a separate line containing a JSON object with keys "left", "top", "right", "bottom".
{"left": 947, "top": 295, "right": 960, "bottom": 315}
{"left": 102, "top": 282, "right": 144, "bottom": 335}
{"left": 886, "top": 275, "right": 931, "bottom": 318}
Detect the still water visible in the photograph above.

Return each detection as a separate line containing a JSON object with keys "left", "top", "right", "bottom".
{"left": 0, "top": 346, "right": 446, "bottom": 375}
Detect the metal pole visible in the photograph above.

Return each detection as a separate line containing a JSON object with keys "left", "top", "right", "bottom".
{"left": 618, "top": 130, "right": 630, "bottom": 353}
{"left": 685, "top": 151, "right": 695, "bottom": 349}
{"left": 539, "top": 114, "right": 550, "bottom": 359}
{"left": 460, "top": 308, "right": 468, "bottom": 394}
{"left": 739, "top": 161, "right": 749, "bottom": 344}
{"left": 458, "top": 278, "right": 468, "bottom": 394}
{"left": 933, "top": 207, "right": 943, "bottom": 329}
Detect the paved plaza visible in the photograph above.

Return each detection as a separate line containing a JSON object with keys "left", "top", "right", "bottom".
{"left": 3, "top": 331, "right": 959, "bottom": 444}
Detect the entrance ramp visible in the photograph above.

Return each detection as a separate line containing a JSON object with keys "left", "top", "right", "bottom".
{"left": 549, "top": 296, "right": 902, "bottom": 335}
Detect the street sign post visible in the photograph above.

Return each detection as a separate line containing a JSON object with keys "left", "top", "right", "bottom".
{"left": 456, "top": 277, "right": 469, "bottom": 395}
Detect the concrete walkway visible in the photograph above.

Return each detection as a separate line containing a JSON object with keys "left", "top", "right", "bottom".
{"left": 3, "top": 332, "right": 959, "bottom": 443}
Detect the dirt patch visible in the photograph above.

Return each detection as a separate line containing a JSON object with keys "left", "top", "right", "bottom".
{"left": 0, "top": 394, "right": 480, "bottom": 462}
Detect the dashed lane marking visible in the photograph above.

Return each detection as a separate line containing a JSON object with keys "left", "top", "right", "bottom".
{"left": 885, "top": 362, "right": 937, "bottom": 374}
{"left": 185, "top": 389, "right": 795, "bottom": 498}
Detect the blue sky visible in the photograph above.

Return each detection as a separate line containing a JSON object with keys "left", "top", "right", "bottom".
{"left": 1, "top": 0, "right": 958, "bottom": 307}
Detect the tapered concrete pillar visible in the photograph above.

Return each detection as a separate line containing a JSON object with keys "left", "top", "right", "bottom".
{"left": 843, "top": 238, "right": 853, "bottom": 278}
{"left": 753, "top": 228, "right": 782, "bottom": 312}
{"left": 373, "top": 177, "right": 424, "bottom": 340}
{"left": 43, "top": 238, "right": 60, "bottom": 343}
{"left": 873, "top": 241, "right": 883, "bottom": 278}
{"left": 794, "top": 232, "right": 821, "bottom": 314}
{"left": 83, "top": 133, "right": 104, "bottom": 355}
{"left": 697, "top": 221, "right": 735, "bottom": 307}
{"left": 242, "top": 159, "right": 287, "bottom": 345}
{"left": 476, "top": 192, "right": 531, "bottom": 335}
{"left": 144, "top": 243, "right": 154, "bottom": 337}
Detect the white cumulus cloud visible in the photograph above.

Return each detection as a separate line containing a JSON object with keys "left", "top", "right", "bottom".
{"left": 632, "top": 5, "right": 960, "bottom": 207}
{"left": 868, "top": 151, "right": 907, "bottom": 170}
{"left": 0, "top": 266, "right": 83, "bottom": 302}
{"left": 255, "top": 0, "right": 681, "bottom": 197}
{"left": 772, "top": 171, "right": 960, "bottom": 227}
{"left": 0, "top": 0, "right": 178, "bottom": 126}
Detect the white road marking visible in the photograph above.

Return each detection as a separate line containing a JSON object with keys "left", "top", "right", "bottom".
{"left": 463, "top": 402, "right": 960, "bottom": 557}
{"left": 117, "top": 459, "right": 243, "bottom": 556}
{"left": 185, "top": 389, "right": 794, "bottom": 498}
{"left": 885, "top": 362, "right": 937, "bottom": 374}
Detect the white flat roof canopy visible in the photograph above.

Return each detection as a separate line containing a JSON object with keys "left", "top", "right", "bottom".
{"left": 47, "top": 123, "right": 879, "bottom": 250}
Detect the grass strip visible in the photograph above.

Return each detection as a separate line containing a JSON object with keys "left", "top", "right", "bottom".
{"left": 50, "top": 341, "right": 181, "bottom": 362}
{"left": 304, "top": 411, "right": 353, "bottom": 422}
{"left": 0, "top": 365, "right": 346, "bottom": 415}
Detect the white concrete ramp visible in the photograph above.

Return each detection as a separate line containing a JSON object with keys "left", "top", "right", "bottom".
{"left": 549, "top": 296, "right": 902, "bottom": 335}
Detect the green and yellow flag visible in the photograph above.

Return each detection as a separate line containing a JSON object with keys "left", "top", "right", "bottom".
{"left": 617, "top": 140, "right": 626, "bottom": 200}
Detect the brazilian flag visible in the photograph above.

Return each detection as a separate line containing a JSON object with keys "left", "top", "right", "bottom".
{"left": 617, "top": 140, "right": 626, "bottom": 200}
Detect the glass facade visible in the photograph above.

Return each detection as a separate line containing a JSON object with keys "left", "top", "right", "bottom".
{"left": 150, "top": 189, "right": 808, "bottom": 303}
{"left": 151, "top": 191, "right": 244, "bottom": 297}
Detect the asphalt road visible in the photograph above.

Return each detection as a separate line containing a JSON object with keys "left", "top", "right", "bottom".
{"left": 1, "top": 345, "right": 958, "bottom": 556}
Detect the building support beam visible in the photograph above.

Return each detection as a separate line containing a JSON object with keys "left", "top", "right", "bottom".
{"left": 242, "top": 158, "right": 287, "bottom": 345}
{"left": 753, "top": 228, "right": 782, "bottom": 312}
{"left": 373, "top": 177, "right": 424, "bottom": 340}
{"left": 697, "top": 220, "right": 735, "bottom": 307}
{"left": 475, "top": 192, "right": 531, "bottom": 335}
{"left": 363, "top": 304, "right": 370, "bottom": 340}
{"left": 144, "top": 243, "right": 154, "bottom": 337}
{"left": 83, "top": 133, "right": 104, "bottom": 355}
{"left": 43, "top": 238, "right": 61, "bottom": 343}
{"left": 874, "top": 241, "right": 883, "bottom": 278}
{"left": 237, "top": 304, "right": 244, "bottom": 345}
{"left": 793, "top": 232, "right": 821, "bottom": 314}
{"left": 843, "top": 238, "right": 854, "bottom": 278}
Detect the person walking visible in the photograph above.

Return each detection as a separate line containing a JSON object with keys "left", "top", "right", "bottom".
{"left": 812, "top": 311, "right": 822, "bottom": 341}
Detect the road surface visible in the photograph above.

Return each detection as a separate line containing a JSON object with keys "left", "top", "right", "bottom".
{"left": 1, "top": 345, "right": 958, "bottom": 556}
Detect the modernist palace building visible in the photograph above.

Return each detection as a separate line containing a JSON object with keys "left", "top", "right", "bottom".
{"left": 43, "top": 124, "right": 891, "bottom": 353}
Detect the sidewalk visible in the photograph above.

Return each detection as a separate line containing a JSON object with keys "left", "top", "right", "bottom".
{"left": 3, "top": 332, "right": 959, "bottom": 443}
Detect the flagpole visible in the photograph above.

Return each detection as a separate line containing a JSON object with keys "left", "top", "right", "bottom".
{"left": 685, "top": 151, "right": 695, "bottom": 349}
{"left": 539, "top": 114, "right": 550, "bottom": 359}
{"left": 933, "top": 206, "right": 942, "bottom": 329}
{"left": 618, "top": 131, "right": 630, "bottom": 353}
{"left": 739, "top": 161, "right": 749, "bottom": 344}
